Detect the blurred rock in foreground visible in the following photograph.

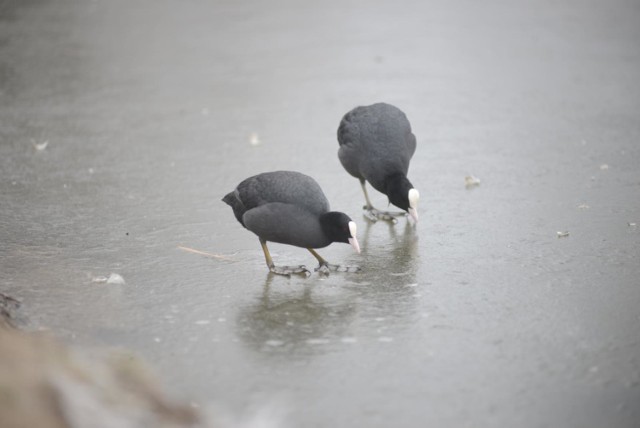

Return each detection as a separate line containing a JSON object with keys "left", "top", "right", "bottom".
{"left": 0, "top": 296, "right": 202, "bottom": 428}
{"left": 0, "top": 292, "right": 22, "bottom": 329}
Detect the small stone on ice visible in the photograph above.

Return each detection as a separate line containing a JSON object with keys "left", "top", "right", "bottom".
{"left": 465, "top": 175, "right": 481, "bottom": 188}
{"left": 557, "top": 231, "right": 570, "bottom": 238}
{"left": 106, "top": 273, "right": 125, "bottom": 284}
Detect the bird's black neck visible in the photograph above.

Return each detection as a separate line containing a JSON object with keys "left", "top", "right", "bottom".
{"left": 385, "top": 173, "right": 413, "bottom": 211}
{"left": 319, "top": 211, "right": 351, "bottom": 244}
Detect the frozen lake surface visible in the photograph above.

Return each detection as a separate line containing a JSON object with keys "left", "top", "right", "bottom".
{"left": 1, "top": 0, "right": 639, "bottom": 427}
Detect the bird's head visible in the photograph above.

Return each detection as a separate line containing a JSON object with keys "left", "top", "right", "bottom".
{"left": 386, "top": 175, "right": 419, "bottom": 223}
{"left": 320, "top": 212, "right": 361, "bottom": 253}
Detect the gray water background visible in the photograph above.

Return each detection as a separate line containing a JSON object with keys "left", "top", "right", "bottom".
{"left": 1, "top": 0, "right": 639, "bottom": 427}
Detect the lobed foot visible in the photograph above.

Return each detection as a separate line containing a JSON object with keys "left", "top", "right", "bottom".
{"left": 269, "top": 264, "right": 311, "bottom": 277}
{"left": 363, "top": 206, "right": 406, "bottom": 223}
{"left": 315, "top": 262, "right": 361, "bottom": 275}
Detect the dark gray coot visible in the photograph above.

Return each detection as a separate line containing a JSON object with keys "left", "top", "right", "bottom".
{"left": 338, "top": 102, "right": 419, "bottom": 223}
{"left": 222, "top": 171, "right": 361, "bottom": 276}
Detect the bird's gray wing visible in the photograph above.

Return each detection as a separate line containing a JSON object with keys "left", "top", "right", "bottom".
{"left": 237, "top": 171, "right": 329, "bottom": 215}
{"left": 337, "top": 109, "right": 365, "bottom": 179}
{"left": 243, "top": 202, "right": 329, "bottom": 248}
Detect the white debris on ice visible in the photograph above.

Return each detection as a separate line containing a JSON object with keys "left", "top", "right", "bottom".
{"left": 33, "top": 140, "right": 49, "bottom": 151}
{"left": 557, "top": 231, "right": 570, "bottom": 238}
{"left": 106, "top": 273, "right": 125, "bottom": 284}
{"left": 91, "top": 274, "right": 124, "bottom": 284}
{"left": 249, "top": 132, "right": 260, "bottom": 146}
{"left": 465, "top": 175, "right": 481, "bottom": 188}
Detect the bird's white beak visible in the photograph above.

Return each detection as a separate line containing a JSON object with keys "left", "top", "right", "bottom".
{"left": 408, "top": 188, "right": 419, "bottom": 224}
{"left": 348, "top": 221, "right": 360, "bottom": 254}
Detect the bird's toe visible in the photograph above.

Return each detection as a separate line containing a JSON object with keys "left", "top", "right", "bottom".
{"left": 315, "top": 262, "right": 361, "bottom": 274}
{"left": 364, "top": 207, "right": 403, "bottom": 223}
{"left": 335, "top": 264, "right": 361, "bottom": 273}
{"left": 315, "top": 264, "right": 332, "bottom": 275}
{"left": 270, "top": 265, "right": 311, "bottom": 277}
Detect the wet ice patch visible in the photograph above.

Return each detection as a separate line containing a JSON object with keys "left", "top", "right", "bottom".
{"left": 389, "top": 271, "right": 410, "bottom": 277}
{"left": 203, "top": 399, "right": 287, "bottom": 428}
{"left": 306, "top": 338, "right": 330, "bottom": 345}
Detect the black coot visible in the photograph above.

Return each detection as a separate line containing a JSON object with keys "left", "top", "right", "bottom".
{"left": 337, "top": 102, "right": 419, "bottom": 223}
{"left": 222, "top": 171, "right": 361, "bottom": 276}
